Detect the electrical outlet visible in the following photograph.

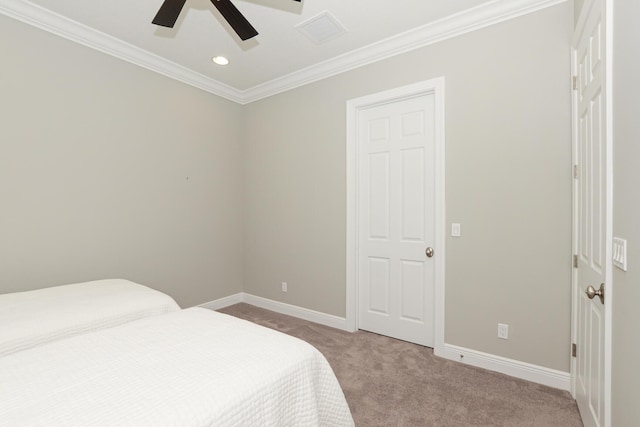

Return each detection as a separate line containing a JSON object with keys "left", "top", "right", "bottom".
{"left": 281, "top": 282, "right": 288, "bottom": 293}
{"left": 498, "top": 323, "right": 509, "bottom": 340}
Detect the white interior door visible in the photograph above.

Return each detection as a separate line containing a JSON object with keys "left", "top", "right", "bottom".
{"left": 572, "top": 0, "right": 611, "bottom": 426}
{"left": 357, "top": 93, "right": 436, "bottom": 347}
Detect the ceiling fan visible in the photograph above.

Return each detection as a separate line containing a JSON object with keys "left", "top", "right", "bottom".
{"left": 152, "top": 0, "right": 301, "bottom": 41}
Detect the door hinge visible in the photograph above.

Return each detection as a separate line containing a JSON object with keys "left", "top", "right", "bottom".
{"left": 573, "top": 254, "right": 578, "bottom": 268}
{"left": 572, "top": 343, "right": 577, "bottom": 358}
{"left": 572, "top": 76, "right": 578, "bottom": 90}
{"left": 573, "top": 164, "right": 579, "bottom": 179}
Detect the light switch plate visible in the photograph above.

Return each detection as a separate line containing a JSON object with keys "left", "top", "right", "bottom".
{"left": 613, "top": 237, "right": 628, "bottom": 271}
{"left": 451, "top": 223, "right": 461, "bottom": 237}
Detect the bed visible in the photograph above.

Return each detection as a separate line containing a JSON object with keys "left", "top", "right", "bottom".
{"left": 0, "top": 279, "right": 180, "bottom": 357}
{"left": 0, "top": 281, "right": 354, "bottom": 426}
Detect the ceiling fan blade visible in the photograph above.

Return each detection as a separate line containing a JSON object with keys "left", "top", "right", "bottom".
{"left": 210, "top": 0, "right": 258, "bottom": 41}
{"left": 152, "top": 0, "right": 188, "bottom": 28}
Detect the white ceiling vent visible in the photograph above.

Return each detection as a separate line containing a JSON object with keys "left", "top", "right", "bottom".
{"left": 295, "top": 11, "right": 347, "bottom": 44}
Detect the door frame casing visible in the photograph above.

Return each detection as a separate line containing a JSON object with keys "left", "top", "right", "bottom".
{"left": 570, "top": 0, "right": 613, "bottom": 425}
{"left": 345, "top": 77, "right": 446, "bottom": 353}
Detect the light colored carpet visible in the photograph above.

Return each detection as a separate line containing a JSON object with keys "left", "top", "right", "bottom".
{"left": 218, "top": 303, "right": 583, "bottom": 427}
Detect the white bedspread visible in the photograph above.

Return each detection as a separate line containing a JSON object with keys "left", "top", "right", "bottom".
{"left": 0, "top": 279, "right": 180, "bottom": 357}
{"left": 0, "top": 307, "right": 354, "bottom": 427}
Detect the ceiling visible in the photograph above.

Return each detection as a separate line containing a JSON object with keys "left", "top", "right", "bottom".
{"left": 1, "top": 0, "right": 566, "bottom": 103}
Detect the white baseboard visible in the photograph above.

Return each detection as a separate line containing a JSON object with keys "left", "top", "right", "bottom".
{"left": 198, "top": 293, "right": 350, "bottom": 332}
{"left": 435, "top": 343, "right": 571, "bottom": 390}
{"left": 197, "top": 293, "right": 243, "bottom": 311}
{"left": 199, "top": 294, "right": 570, "bottom": 390}
{"left": 242, "top": 294, "right": 351, "bottom": 332}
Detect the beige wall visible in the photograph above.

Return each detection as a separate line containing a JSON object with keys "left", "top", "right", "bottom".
{"left": 612, "top": 0, "right": 640, "bottom": 424}
{"left": 574, "top": 0, "right": 585, "bottom": 24}
{"left": 0, "top": 15, "right": 244, "bottom": 307}
{"left": 243, "top": 3, "right": 573, "bottom": 371}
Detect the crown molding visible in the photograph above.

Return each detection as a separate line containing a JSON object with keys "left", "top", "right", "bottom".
{"left": 0, "top": 0, "right": 244, "bottom": 103}
{"left": 242, "top": 0, "right": 569, "bottom": 103}
{"left": 0, "top": 0, "right": 568, "bottom": 105}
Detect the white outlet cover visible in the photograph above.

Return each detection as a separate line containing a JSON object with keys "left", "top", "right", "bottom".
{"left": 497, "top": 323, "right": 509, "bottom": 339}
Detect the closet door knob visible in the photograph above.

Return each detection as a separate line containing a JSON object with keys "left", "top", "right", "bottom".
{"left": 585, "top": 283, "right": 605, "bottom": 304}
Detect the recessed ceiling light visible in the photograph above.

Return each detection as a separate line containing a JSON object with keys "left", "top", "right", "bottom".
{"left": 212, "top": 56, "right": 229, "bottom": 66}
